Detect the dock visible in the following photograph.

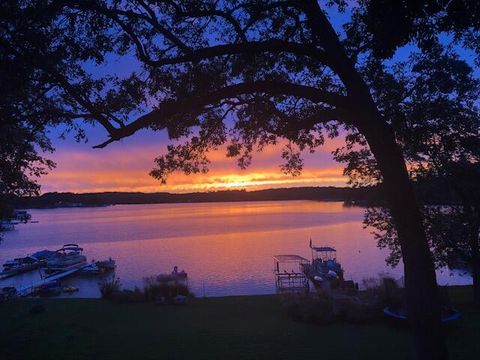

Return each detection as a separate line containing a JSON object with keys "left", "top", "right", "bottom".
{"left": 16, "top": 264, "right": 90, "bottom": 296}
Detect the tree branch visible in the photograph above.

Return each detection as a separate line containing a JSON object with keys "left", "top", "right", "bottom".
{"left": 142, "top": 39, "right": 332, "bottom": 68}
{"left": 93, "top": 80, "right": 348, "bottom": 148}
{"left": 174, "top": 7, "right": 247, "bottom": 43}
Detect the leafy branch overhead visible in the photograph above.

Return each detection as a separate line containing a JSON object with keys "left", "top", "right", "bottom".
{"left": 2, "top": 1, "right": 479, "bottom": 189}
{"left": 3, "top": 0, "right": 374, "bottom": 183}
{"left": 2, "top": 0, "right": 476, "bottom": 186}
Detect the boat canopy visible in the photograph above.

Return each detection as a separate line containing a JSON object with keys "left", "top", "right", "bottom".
{"left": 58, "top": 246, "right": 83, "bottom": 252}
{"left": 311, "top": 246, "right": 336, "bottom": 252}
{"left": 273, "top": 255, "right": 309, "bottom": 263}
{"left": 31, "top": 250, "right": 56, "bottom": 259}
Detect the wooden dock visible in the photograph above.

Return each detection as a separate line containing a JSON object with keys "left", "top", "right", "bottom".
{"left": 16, "top": 264, "right": 90, "bottom": 296}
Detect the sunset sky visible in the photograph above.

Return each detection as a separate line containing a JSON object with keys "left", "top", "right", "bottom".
{"left": 41, "top": 125, "right": 349, "bottom": 193}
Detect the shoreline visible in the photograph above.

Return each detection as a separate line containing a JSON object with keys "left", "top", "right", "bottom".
{"left": 10, "top": 186, "right": 382, "bottom": 209}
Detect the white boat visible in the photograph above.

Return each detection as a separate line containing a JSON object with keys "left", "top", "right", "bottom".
{"left": 0, "top": 256, "right": 44, "bottom": 279}
{"left": 44, "top": 244, "right": 87, "bottom": 273}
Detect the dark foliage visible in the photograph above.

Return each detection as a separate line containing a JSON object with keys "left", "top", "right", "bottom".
{"left": 143, "top": 276, "right": 193, "bottom": 302}
{"left": 12, "top": 186, "right": 383, "bottom": 208}
{"left": 98, "top": 276, "right": 122, "bottom": 299}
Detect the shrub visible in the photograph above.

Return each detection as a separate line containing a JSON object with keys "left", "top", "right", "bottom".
{"left": 98, "top": 276, "right": 122, "bottom": 299}
{"left": 110, "top": 288, "right": 145, "bottom": 304}
{"left": 336, "top": 275, "right": 401, "bottom": 323}
{"left": 143, "top": 276, "right": 193, "bottom": 302}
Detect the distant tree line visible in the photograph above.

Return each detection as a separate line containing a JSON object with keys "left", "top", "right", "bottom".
{"left": 9, "top": 180, "right": 468, "bottom": 210}
{"left": 10, "top": 186, "right": 383, "bottom": 208}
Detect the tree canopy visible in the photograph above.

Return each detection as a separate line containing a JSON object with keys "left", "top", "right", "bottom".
{"left": 3, "top": 1, "right": 480, "bottom": 358}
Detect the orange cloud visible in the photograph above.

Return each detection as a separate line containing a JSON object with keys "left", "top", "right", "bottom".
{"left": 41, "top": 141, "right": 348, "bottom": 193}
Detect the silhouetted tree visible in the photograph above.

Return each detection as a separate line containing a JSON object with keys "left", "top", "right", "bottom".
{"left": 342, "top": 1, "right": 480, "bottom": 305}
{"left": 0, "top": 0, "right": 84, "bottom": 214}
{"left": 0, "top": 0, "right": 134, "bottom": 212}
{"left": 347, "top": 0, "right": 480, "bottom": 60}
{"left": 6, "top": 1, "right": 480, "bottom": 358}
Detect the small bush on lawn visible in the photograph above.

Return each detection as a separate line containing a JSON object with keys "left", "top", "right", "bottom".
{"left": 143, "top": 276, "right": 193, "bottom": 303}
{"left": 110, "top": 287, "right": 145, "bottom": 304}
{"left": 98, "top": 276, "right": 122, "bottom": 299}
{"left": 336, "top": 276, "right": 401, "bottom": 323}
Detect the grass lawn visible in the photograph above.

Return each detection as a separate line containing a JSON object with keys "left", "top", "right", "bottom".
{"left": 0, "top": 286, "right": 478, "bottom": 360}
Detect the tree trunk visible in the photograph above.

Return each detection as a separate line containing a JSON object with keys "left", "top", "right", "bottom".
{"left": 301, "top": 2, "right": 448, "bottom": 358}
{"left": 471, "top": 222, "right": 480, "bottom": 305}
{"left": 361, "top": 120, "right": 448, "bottom": 360}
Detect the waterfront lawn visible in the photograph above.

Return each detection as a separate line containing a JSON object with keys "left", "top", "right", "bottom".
{"left": 0, "top": 286, "right": 478, "bottom": 360}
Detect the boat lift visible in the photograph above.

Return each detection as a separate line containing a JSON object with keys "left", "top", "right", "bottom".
{"left": 273, "top": 255, "right": 310, "bottom": 293}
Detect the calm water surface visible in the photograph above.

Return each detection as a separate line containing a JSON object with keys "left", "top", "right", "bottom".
{"left": 0, "top": 201, "right": 471, "bottom": 297}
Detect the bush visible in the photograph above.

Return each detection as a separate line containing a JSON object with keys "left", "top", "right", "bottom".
{"left": 335, "top": 275, "right": 400, "bottom": 324}
{"left": 98, "top": 276, "right": 122, "bottom": 299}
{"left": 143, "top": 276, "right": 193, "bottom": 303}
{"left": 283, "top": 276, "right": 407, "bottom": 326}
{"left": 109, "top": 288, "right": 145, "bottom": 304}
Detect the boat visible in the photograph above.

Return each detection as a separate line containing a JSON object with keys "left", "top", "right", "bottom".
{"left": 0, "top": 256, "right": 44, "bottom": 279}
{"left": 302, "top": 240, "right": 344, "bottom": 288}
{"left": 31, "top": 249, "right": 57, "bottom": 261}
{"left": 43, "top": 244, "right": 87, "bottom": 273}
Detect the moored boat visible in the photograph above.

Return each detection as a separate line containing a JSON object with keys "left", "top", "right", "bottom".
{"left": 44, "top": 244, "right": 87, "bottom": 273}
{"left": 0, "top": 256, "right": 44, "bottom": 279}
{"left": 302, "top": 240, "right": 344, "bottom": 288}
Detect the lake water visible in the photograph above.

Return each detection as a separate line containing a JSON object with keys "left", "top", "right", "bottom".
{"left": 0, "top": 201, "right": 472, "bottom": 297}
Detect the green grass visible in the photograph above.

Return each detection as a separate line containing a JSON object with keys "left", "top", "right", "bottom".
{"left": 0, "top": 286, "right": 478, "bottom": 360}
